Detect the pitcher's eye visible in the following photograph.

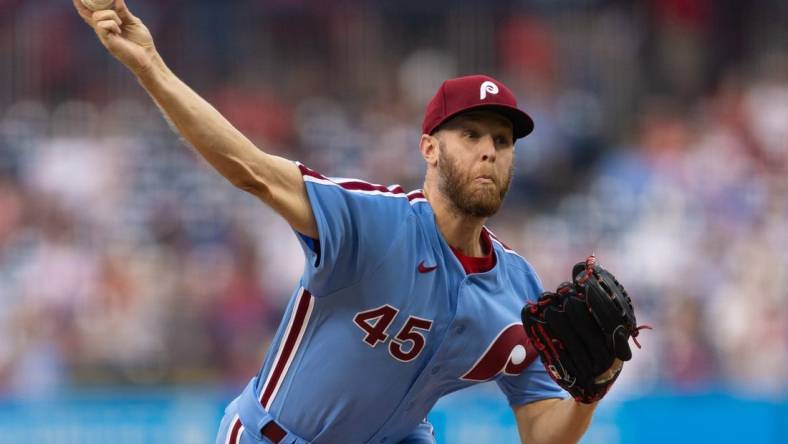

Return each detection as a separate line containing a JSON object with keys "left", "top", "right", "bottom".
{"left": 463, "top": 129, "right": 479, "bottom": 139}
{"left": 495, "top": 136, "right": 512, "bottom": 146}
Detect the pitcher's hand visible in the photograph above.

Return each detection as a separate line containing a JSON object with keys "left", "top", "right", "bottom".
{"left": 73, "top": 0, "right": 158, "bottom": 76}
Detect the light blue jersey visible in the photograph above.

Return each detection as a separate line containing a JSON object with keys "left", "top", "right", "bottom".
{"left": 217, "top": 164, "right": 564, "bottom": 444}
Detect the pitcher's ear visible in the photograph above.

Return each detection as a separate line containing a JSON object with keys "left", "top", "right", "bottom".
{"left": 419, "top": 134, "right": 440, "bottom": 166}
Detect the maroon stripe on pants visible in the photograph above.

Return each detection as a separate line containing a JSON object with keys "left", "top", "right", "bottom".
{"left": 228, "top": 418, "right": 242, "bottom": 444}
{"left": 260, "top": 290, "right": 312, "bottom": 408}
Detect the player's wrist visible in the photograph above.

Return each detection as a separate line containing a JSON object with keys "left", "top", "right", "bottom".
{"left": 134, "top": 51, "right": 169, "bottom": 85}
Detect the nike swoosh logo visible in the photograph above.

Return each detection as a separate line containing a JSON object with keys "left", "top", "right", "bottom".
{"left": 418, "top": 261, "right": 438, "bottom": 273}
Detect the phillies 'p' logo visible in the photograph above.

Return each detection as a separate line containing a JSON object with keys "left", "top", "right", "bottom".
{"left": 480, "top": 81, "right": 499, "bottom": 100}
{"left": 461, "top": 323, "right": 537, "bottom": 381}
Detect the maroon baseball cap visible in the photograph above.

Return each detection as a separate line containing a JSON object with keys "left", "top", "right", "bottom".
{"left": 422, "top": 74, "right": 534, "bottom": 139}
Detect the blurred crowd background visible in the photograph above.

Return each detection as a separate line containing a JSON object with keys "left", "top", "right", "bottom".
{"left": 0, "top": 0, "right": 786, "bottom": 406}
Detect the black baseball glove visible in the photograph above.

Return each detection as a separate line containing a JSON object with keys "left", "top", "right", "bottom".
{"left": 521, "top": 256, "right": 649, "bottom": 403}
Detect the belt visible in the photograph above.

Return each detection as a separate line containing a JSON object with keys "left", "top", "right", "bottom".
{"left": 236, "top": 376, "right": 311, "bottom": 444}
{"left": 261, "top": 420, "right": 287, "bottom": 443}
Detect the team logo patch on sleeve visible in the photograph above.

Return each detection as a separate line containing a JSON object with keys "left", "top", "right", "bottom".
{"left": 461, "top": 323, "right": 537, "bottom": 381}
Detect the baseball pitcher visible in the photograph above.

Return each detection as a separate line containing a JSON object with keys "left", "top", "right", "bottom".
{"left": 73, "top": 1, "right": 646, "bottom": 443}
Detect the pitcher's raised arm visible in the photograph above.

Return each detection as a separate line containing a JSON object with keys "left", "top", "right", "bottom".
{"left": 72, "top": 0, "right": 317, "bottom": 238}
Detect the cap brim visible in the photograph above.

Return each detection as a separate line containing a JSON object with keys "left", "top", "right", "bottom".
{"left": 487, "top": 105, "right": 534, "bottom": 139}
{"left": 432, "top": 104, "right": 535, "bottom": 139}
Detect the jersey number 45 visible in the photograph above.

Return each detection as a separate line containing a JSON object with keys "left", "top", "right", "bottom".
{"left": 353, "top": 305, "right": 433, "bottom": 363}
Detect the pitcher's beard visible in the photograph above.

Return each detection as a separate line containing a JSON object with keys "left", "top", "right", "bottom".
{"left": 437, "top": 144, "right": 513, "bottom": 218}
